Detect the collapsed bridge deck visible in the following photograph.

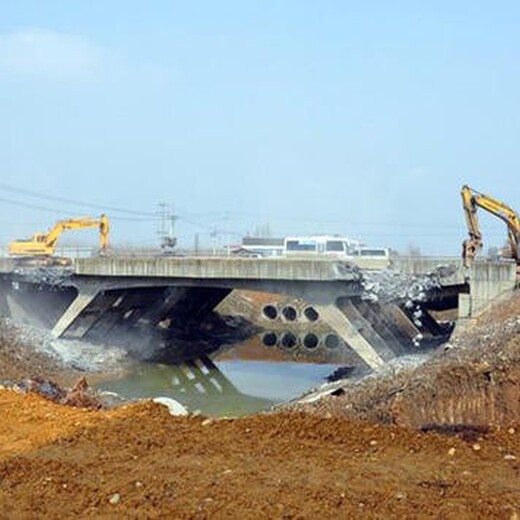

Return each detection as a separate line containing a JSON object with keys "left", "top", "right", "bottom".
{"left": 0, "top": 255, "right": 516, "bottom": 372}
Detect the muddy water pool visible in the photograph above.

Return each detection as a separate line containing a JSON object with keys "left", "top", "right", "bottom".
{"left": 96, "top": 356, "right": 341, "bottom": 417}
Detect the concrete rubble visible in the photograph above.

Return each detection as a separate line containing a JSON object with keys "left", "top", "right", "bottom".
{"left": 360, "top": 264, "right": 457, "bottom": 305}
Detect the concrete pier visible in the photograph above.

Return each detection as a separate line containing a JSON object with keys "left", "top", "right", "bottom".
{"left": 52, "top": 289, "right": 97, "bottom": 338}
{"left": 314, "top": 304, "right": 385, "bottom": 369}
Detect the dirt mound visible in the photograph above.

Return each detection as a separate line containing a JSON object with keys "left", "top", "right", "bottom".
{"left": 0, "top": 389, "right": 518, "bottom": 519}
{"left": 12, "top": 376, "right": 103, "bottom": 410}
{"left": 296, "top": 292, "right": 520, "bottom": 429}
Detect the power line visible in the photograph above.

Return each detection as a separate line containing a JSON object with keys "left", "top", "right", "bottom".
{"left": 0, "top": 183, "right": 244, "bottom": 234}
{"left": 0, "top": 195, "right": 158, "bottom": 222}
{"left": 2, "top": 180, "right": 505, "bottom": 239}
{"left": 178, "top": 215, "right": 243, "bottom": 237}
{"left": 0, "top": 196, "right": 82, "bottom": 216}
{"left": 0, "top": 182, "right": 244, "bottom": 231}
{"left": 178, "top": 208, "right": 472, "bottom": 231}
{"left": 0, "top": 182, "right": 157, "bottom": 217}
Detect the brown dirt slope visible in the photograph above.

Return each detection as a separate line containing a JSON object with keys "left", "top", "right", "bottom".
{"left": 296, "top": 291, "right": 520, "bottom": 429}
{"left": 0, "top": 389, "right": 518, "bottom": 519}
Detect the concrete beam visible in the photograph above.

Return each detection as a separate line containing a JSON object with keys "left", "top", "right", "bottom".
{"left": 70, "top": 292, "right": 124, "bottom": 340}
{"left": 383, "top": 304, "right": 423, "bottom": 341}
{"left": 413, "top": 308, "right": 444, "bottom": 336}
{"left": 74, "top": 257, "right": 360, "bottom": 282}
{"left": 338, "top": 300, "right": 396, "bottom": 361}
{"left": 315, "top": 304, "right": 385, "bottom": 370}
{"left": 370, "top": 303, "right": 413, "bottom": 346}
{"left": 353, "top": 300, "right": 407, "bottom": 355}
{"left": 51, "top": 289, "right": 98, "bottom": 338}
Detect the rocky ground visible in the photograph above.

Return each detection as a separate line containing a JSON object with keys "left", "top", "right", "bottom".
{"left": 0, "top": 319, "right": 126, "bottom": 388}
{"left": 0, "top": 319, "right": 84, "bottom": 387}
{"left": 0, "top": 293, "right": 519, "bottom": 518}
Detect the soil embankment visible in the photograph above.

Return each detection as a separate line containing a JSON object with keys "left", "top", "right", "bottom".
{"left": 294, "top": 292, "right": 520, "bottom": 430}
{"left": 0, "top": 390, "right": 518, "bottom": 519}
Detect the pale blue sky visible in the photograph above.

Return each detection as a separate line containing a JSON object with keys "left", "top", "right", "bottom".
{"left": 0, "top": 1, "right": 519, "bottom": 253}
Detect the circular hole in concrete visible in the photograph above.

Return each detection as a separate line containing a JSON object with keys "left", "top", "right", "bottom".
{"left": 303, "top": 306, "right": 319, "bottom": 322}
{"left": 303, "top": 333, "right": 319, "bottom": 349}
{"left": 324, "top": 334, "right": 340, "bottom": 349}
{"left": 281, "top": 305, "right": 298, "bottom": 322}
{"left": 280, "top": 332, "right": 297, "bottom": 349}
{"left": 262, "top": 305, "right": 278, "bottom": 320}
{"left": 262, "top": 332, "right": 277, "bottom": 347}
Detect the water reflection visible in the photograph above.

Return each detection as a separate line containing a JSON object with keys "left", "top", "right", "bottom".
{"left": 98, "top": 355, "right": 274, "bottom": 416}
{"left": 98, "top": 354, "right": 340, "bottom": 417}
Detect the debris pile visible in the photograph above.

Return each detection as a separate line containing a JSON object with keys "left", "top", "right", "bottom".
{"left": 12, "top": 265, "right": 74, "bottom": 285}
{"left": 13, "top": 376, "right": 102, "bottom": 409}
{"left": 0, "top": 319, "right": 81, "bottom": 386}
{"left": 359, "top": 265, "right": 457, "bottom": 345}
{"left": 14, "top": 377, "right": 66, "bottom": 402}
{"left": 360, "top": 265, "right": 456, "bottom": 306}
{"left": 61, "top": 377, "right": 103, "bottom": 409}
{"left": 293, "top": 291, "right": 520, "bottom": 429}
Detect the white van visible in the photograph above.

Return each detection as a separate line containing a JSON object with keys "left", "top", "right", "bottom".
{"left": 351, "top": 247, "right": 391, "bottom": 269}
{"left": 283, "top": 235, "right": 359, "bottom": 259}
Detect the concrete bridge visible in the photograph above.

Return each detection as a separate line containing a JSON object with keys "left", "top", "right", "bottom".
{"left": 0, "top": 255, "right": 516, "bottom": 372}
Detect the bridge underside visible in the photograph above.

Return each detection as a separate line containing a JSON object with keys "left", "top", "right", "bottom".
{"left": 0, "top": 257, "right": 515, "bottom": 373}
{"left": 0, "top": 274, "right": 461, "bottom": 370}
{"left": 0, "top": 278, "right": 239, "bottom": 361}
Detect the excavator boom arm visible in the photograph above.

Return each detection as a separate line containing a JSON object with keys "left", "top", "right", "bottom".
{"left": 8, "top": 215, "right": 110, "bottom": 256}
{"left": 461, "top": 185, "right": 520, "bottom": 266}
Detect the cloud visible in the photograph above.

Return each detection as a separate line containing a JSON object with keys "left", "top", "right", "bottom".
{"left": 0, "top": 28, "right": 108, "bottom": 82}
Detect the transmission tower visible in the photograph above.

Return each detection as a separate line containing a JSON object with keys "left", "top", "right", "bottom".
{"left": 157, "top": 202, "right": 177, "bottom": 254}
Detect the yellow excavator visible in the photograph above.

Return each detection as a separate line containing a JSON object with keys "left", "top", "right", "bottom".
{"left": 461, "top": 185, "right": 520, "bottom": 272}
{"left": 8, "top": 215, "right": 110, "bottom": 257}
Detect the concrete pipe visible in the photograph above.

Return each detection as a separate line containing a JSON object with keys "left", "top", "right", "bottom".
{"left": 303, "top": 306, "right": 319, "bottom": 322}
{"left": 302, "top": 332, "right": 319, "bottom": 350}
{"left": 323, "top": 333, "right": 341, "bottom": 349}
{"left": 262, "top": 332, "right": 278, "bottom": 347}
{"left": 280, "top": 331, "right": 298, "bottom": 349}
{"left": 281, "top": 305, "right": 298, "bottom": 322}
{"left": 262, "top": 304, "right": 278, "bottom": 320}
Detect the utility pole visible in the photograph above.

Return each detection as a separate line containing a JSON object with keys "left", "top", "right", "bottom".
{"left": 210, "top": 226, "right": 217, "bottom": 256}
{"left": 157, "top": 202, "right": 177, "bottom": 255}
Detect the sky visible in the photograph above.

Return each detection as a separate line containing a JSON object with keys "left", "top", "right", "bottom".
{"left": 0, "top": 1, "right": 519, "bottom": 254}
